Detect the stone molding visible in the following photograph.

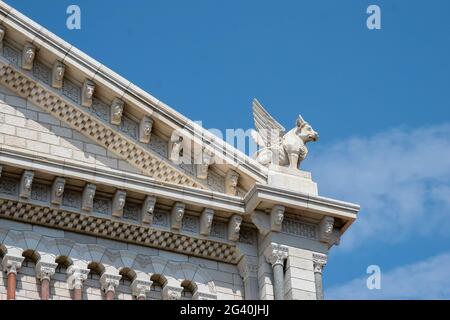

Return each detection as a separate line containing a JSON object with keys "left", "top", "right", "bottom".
{"left": 0, "top": 199, "right": 239, "bottom": 263}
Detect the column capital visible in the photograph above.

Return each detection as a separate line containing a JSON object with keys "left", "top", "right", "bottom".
{"left": 100, "top": 273, "right": 121, "bottom": 293}
{"left": 162, "top": 285, "right": 183, "bottom": 300}
{"left": 2, "top": 254, "right": 24, "bottom": 275}
{"left": 36, "top": 261, "right": 57, "bottom": 281}
{"left": 131, "top": 278, "right": 152, "bottom": 299}
{"left": 312, "top": 253, "right": 327, "bottom": 274}
{"left": 264, "top": 243, "right": 289, "bottom": 267}
{"left": 193, "top": 291, "right": 217, "bottom": 300}
{"left": 67, "top": 265, "right": 90, "bottom": 290}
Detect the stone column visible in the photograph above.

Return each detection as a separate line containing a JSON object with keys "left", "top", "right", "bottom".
{"left": 263, "top": 243, "right": 288, "bottom": 300}
{"left": 237, "top": 256, "right": 259, "bottom": 300}
{"left": 313, "top": 254, "right": 327, "bottom": 300}
{"left": 36, "top": 261, "right": 57, "bottom": 300}
{"left": 2, "top": 254, "right": 24, "bottom": 300}
{"left": 131, "top": 279, "right": 152, "bottom": 300}
{"left": 67, "top": 265, "right": 89, "bottom": 300}
{"left": 100, "top": 273, "right": 121, "bottom": 300}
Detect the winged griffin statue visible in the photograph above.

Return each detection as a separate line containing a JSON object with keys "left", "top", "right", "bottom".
{"left": 250, "top": 99, "right": 319, "bottom": 170}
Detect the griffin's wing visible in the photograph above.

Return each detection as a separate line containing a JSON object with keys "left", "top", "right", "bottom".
{"left": 252, "top": 98, "right": 285, "bottom": 147}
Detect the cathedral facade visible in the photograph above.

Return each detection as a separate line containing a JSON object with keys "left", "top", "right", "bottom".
{"left": 0, "top": 1, "right": 359, "bottom": 300}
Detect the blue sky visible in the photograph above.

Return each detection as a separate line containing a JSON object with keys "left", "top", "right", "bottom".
{"left": 8, "top": 0, "right": 450, "bottom": 299}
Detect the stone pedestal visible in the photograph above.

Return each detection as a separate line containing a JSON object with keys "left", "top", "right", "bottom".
{"left": 267, "top": 164, "right": 318, "bottom": 195}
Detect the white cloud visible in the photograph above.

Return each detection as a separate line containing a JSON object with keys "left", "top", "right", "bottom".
{"left": 326, "top": 252, "right": 450, "bottom": 299}
{"left": 306, "top": 123, "right": 450, "bottom": 249}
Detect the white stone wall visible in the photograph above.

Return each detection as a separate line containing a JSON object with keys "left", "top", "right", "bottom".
{"left": 0, "top": 219, "right": 244, "bottom": 300}
{"left": 0, "top": 85, "right": 139, "bottom": 174}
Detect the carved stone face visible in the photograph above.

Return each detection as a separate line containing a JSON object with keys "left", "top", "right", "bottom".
{"left": 117, "top": 196, "right": 125, "bottom": 209}
{"left": 233, "top": 216, "right": 242, "bottom": 233}
{"left": 143, "top": 121, "right": 152, "bottom": 136}
{"left": 24, "top": 47, "right": 35, "bottom": 63}
{"left": 24, "top": 177, "right": 33, "bottom": 190}
{"left": 55, "top": 183, "right": 65, "bottom": 197}
{"left": 230, "top": 175, "right": 238, "bottom": 188}
{"left": 206, "top": 213, "right": 213, "bottom": 226}
{"left": 55, "top": 65, "right": 65, "bottom": 81}
{"left": 175, "top": 209, "right": 184, "bottom": 222}
{"left": 87, "top": 189, "right": 95, "bottom": 201}
{"left": 274, "top": 210, "right": 284, "bottom": 225}
{"left": 113, "top": 104, "right": 123, "bottom": 118}
{"left": 85, "top": 84, "right": 95, "bottom": 99}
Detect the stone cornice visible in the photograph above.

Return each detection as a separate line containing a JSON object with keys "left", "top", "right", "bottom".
{"left": 0, "top": 2, "right": 268, "bottom": 185}
{"left": 0, "top": 56, "right": 206, "bottom": 190}
{"left": 0, "top": 199, "right": 240, "bottom": 264}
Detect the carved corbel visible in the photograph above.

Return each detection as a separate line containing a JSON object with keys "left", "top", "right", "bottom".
{"left": 200, "top": 208, "right": 214, "bottom": 236}
{"left": 81, "top": 79, "right": 95, "bottom": 107}
{"left": 270, "top": 205, "right": 285, "bottom": 232}
{"left": 81, "top": 183, "right": 96, "bottom": 212}
{"left": 250, "top": 210, "right": 270, "bottom": 235}
{"left": 196, "top": 146, "right": 214, "bottom": 179}
{"left": 51, "top": 177, "right": 65, "bottom": 205}
{"left": 51, "top": 61, "right": 65, "bottom": 89}
{"left": 0, "top": 164, "right": 3, "bottom": 178}
{"left": 0, "top": 25, "right": 5, "bottom": 49}
{"left": 112, "top": 190, "right": 127, "bottom": 218}
{"left": 225, "top": 169, "right": 239, "bottom": 196}
{"left": 139, "top": 115, "right": 153, "bottom": 143}
{"left": 228, "top": 214, "right": 242, "bottom": 242}
{"left": 170, "top": 202, "right": 185, "bottom": 231}
{"left": 19, "top": 170, "right": 34, "bottom": 198}
{"left": 318, "top": 216, "right": 340, "bottom": 247}
{"left": 141, "top": 195, "right": 156, "bottom": 225}
{"left": 22, "top": 42, "right": 36, "bottom": 70}
{"left": 110, "top": 98, "right": 124, "bottom": 125}
{"left": 169, "top": 131, "right": 183, "bottom": 164}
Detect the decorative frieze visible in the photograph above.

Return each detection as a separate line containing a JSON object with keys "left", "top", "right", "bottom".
{"left": 123, "top": 202, "right": 140, "bottom": 221}
{"left": 141, "top": 195, "right": 156, "bottom": 225}
{"left": 19, "top": 170, "right": 34, "bottom": 198}
{"left": 30, "top": 183, "right": 49, "bottom": 202}
{"left": 93, "top": 197, "right": 111, "bottom": 215}
{"left": 62, "top": 78, "right": 81, "bottom": 103}
{"left": 62, "top": 189, "right": 82, "bottom": 209}
{"left": 21, "top": 42, "right": 36, "bottom": 70}
{"left": 0, "top": 177, "right": 17, "bottom": 195}
{"left": 171, "top": 202, "right": 185, "bottom": 231}
{"left": 110, "top": 98, "right": 124, "bottom": 125}
{"left": 182, "top": 215, "right": 199, "bottom": 233}
{"left": 112, "top": 189, "right": 127, "bottom": 218}
{"left": 51, "top": 177, "right": 65, "bottom": 205}
{"left": 225, "top": 169, "right": 239, "bottom": 196}
{"left": 199, "top": 208, "right": 214, "bottom": 236}
{"left": 81, "top": 79, "right": 95, "bottom": 107}
{"left": 51, "top": 61, "right": 65, "bottom": 89}
{"left": 139, "top": 115, "right": 153, "bottom": 144}
{"left": 282, "top": 217, "right": 317, "bottom": 239}
{"left": 33, "top": 60, "right": 50, "bottom": 84}
{"left": 228, "top": 214, "right": 242, "bottom": 242}
{"left": 81, "top": 183, "right": 96, "bottom": 211}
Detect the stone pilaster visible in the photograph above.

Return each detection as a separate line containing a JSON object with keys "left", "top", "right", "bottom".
{"left": 312, "top": 253, "right": 327, "bottom": 300}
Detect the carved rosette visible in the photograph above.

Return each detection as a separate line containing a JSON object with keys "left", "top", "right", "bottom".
{"left": 162, "top": 285, "right": 183, "bottom": 300}
{"left": 264, "top": 243, "right": 289, "bottom": 267}
{"left": 2, "top": 255, "right": 24, "bottom": 275}
{"left": 66, "top": 265, "right": 90, "bottom": 290}
{"left": 35, "top": 261, "right": 57, "bottom": 281}
{"left": 228, "top": 214, "right": 242, "bottom": 242}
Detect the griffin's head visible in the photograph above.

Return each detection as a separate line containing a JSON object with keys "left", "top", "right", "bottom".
{"left": 296, "top": 115, "right": 319, "bottom": 143}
